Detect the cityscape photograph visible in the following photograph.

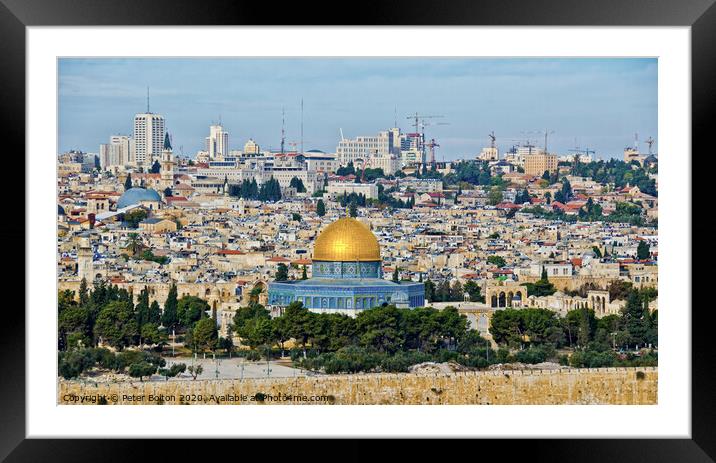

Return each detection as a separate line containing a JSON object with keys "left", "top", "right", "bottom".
{"left": 56, "top": 58, "right": 658, "bottom": 405}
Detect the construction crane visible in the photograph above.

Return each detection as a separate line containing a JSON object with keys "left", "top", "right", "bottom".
{"left": 406, "top": 113, "right": 444, "bottom": 159}
{"left": 407, "top": 112, "right": 443, "bottom": 133}
{"left": 537, "top": 129, "right": 555, "bottom": 152}
{"left": 360, "top": 154, "right": 373, "bottom": 183}
{"left": 644, "top": 136, "right": 655, "bottom": 155}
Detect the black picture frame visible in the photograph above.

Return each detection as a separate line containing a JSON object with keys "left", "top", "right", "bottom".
{"left": 1, "top": 0, "right": 708, "bottom": 460}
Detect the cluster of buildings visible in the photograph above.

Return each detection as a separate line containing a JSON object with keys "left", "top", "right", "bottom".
{"left": 57, "top": 110, "right": 658, "bottom": 342}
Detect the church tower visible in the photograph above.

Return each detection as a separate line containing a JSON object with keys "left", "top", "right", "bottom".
{"left": 160, "top": 132, "right": 174, "bottom": 191}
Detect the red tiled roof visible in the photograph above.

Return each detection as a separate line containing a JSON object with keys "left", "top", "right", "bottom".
{"left": 216, "top": 249, "right": 245, "bottom": 255}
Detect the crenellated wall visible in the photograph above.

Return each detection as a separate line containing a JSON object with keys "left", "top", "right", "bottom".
{"left": 58, "top": 367, "right": 657, "bottom": 405}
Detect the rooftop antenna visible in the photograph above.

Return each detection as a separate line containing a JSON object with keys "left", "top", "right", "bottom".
{"left": 489, "top": 131, "right": 496, "bottom": 149}
{"left": 634, "top": 133, "right": 639, "bottom": 151}
{"left": 300, "top": 98, "right": 304, "bottom": 155}
{"left": 146, "top": 87, "right": 150, "bottom": 113}
{"left": 542, "top": 129, "right": 555, "bottom": 153}
{"left": 340, "top": 128, "right": 345, "bottom": 141}
{"left": 394, "top": 106, "right": 398, "bottom": 128}
{"left": 280, "top": 107, "right": 285, "bottom": 155}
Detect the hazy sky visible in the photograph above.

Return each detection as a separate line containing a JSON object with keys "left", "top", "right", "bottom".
{"left": 58, "top": 58, "right": 657, "bottom": 160}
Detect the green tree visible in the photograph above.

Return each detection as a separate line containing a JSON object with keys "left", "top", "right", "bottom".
{"left": 522, "top": 267, "right": 556, "bottom": 297}
{"left": 123, "top": 209, "right": 148, "bottom": 229}
{"left": 560, "top": 178, "right": 573, "bottom": 202}
{"left": 219, "top": 332, "right": 235, "bottom": 356}
{"left": 275, "top": 263, "right": 289, "bottom": 281}
{"left": 187, "top": 364, "right": 203, "bottom": 380}
{"left": 436, "top": 280, "right": 451, "bottom": 302}
{"left": 148, "top": 300, "right": 161, "bottom": 324}
{"left": 349, "top": 200, "right": 358, "bottom": 217}
{"left": 78, "top": 278, "right": 89, "bottom": 305}
{"left": 176, "top": 296, "right": 210, "bottom": 329}
{"left": 608, "top": 280, "right": 633, "bottom": 301}
{"left": 636, "top": 241, "right": 651, "bottom": 260}
{"left": 94, "top": 300, "right": 138, "bottom": 350}
{"left": 424, "top": 279, "right": 436, "bottom": 303}
{"left": 463, "top": 280, "right": 483, "bottom": 302}
{"left": 125, "top": 233, "right": 144, "bottom": 256}
{"left": 124, "top": 173, "right": 132, "bottom": 191}
{"left": 233, "top": 304, "right": 271, "bottom": 348}
{"left": 243, "top": 317, "right": 276, "bottom": 350}
{"left": 488, "top": 186, "right": 504, "bottom": 205}
{"left": 490, "top": 309, "right": 524, "bottom": 347}
{"left": 449, "top": 280, "right": 464, "bottom": 301}
{"left": 59, "top": 304, "right": 91, "bottom": 350}
{"left": 316, "top": 199, "right": 326, "bottom": 217}
{"left": 140, "top": 322, "right": 166, "bottom": 347}
{"left": 134, "top": 287, "right": 151, "bottom": 328}
{"left": 289, "top": 176, "right": 306, "bottom": 193}
{"left": 150, "top": 160, "right": 161, "bottom": 174}
{"left": 564, "top": 308, "right": 596, "bottom": 347}
{"left": 192, "top": 317, "right": 218, "bottom": 353}
{"left": 161, "top": 283, "right": 179, "bottom": 329}
{"left": 355, "top": 306, "right": 403, "bottom": 354}
{"left": 282, "top": 302, "right": 314, "bottom": 355}
{"left": 58, "top": 349, "right": 96, "bottom": 379}
{"left": 392, "top": 267, "right": 400, "bottom": 283}
{"left": 487, "top": 255, "right": 507, "bottom": 268}
{"left": 301, "top": 265, "right": 308, "bottom": 280}
{"left": 621, "top": 291, "right": 649, "bottom": 347}
{"left": 158, "top": 363, "right": 186, "bottom": 381}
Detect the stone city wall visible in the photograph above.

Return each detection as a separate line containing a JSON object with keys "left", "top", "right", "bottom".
{"left": 59, "top": 367, "right": 657, "bottom": 405}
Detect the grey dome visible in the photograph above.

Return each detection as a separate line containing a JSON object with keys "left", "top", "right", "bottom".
{"left": 117, "top": 188, "right": 161, "bottom": 209}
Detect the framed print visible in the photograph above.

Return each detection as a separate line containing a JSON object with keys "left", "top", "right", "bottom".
{"left": 3, "top": 0, "right": 711, "bottom": 460}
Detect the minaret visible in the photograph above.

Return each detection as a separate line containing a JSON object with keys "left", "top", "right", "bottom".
{"left": 161, "top": 132, "right": 174, "bottom": 191}
{"left": 77, "top": 235, "right": 93, "bottom": 282}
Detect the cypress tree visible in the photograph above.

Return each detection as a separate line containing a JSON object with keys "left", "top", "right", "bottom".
{"left": 161, "top": 283, "right": 179, "bottom": 329}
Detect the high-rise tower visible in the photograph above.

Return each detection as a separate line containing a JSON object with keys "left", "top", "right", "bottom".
{"left": 205, "top": 124, "right": 229, "bottom": 160}
{"left": 133, "top": 113, "right": 165, "bottom": 166}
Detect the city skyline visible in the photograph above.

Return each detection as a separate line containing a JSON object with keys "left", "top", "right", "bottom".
{"left": 59, "top": 57, "right": 657, "bottom": 160}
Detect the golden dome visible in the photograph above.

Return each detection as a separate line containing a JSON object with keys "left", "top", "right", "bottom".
{"left": 313, "top": 217, "right": 381, "bottom": 262}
